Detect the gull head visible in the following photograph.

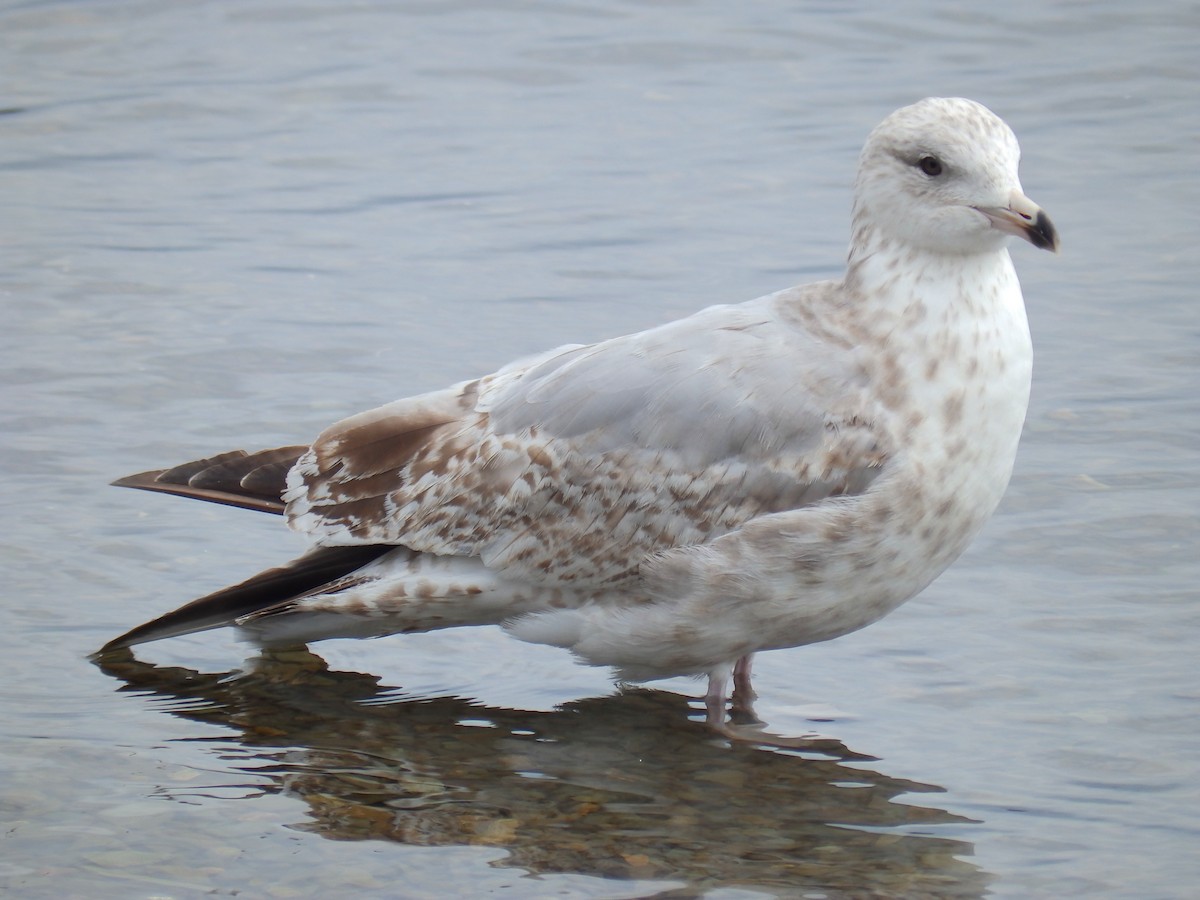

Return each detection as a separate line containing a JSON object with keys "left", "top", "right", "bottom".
{"left": 851, "top": 97, "right": 1058, "bottom": 257}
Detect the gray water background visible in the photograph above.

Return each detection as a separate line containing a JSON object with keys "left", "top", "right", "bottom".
{"left": 2, "top": 1, "right": 1198, "bottom": 897}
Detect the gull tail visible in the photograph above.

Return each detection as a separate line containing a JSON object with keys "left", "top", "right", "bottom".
{"left": 111, "top": 446, "right": 310, "bottom": 515}
{"left": 96, "top": 544, "right": 392, "bottom": 654}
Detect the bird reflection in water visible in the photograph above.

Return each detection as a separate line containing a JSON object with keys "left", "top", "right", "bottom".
{"left": 96, "top": 649, "right": 989, "bottom": 897}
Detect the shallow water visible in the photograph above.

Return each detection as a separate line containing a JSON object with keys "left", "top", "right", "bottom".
{"left": 2, "top": 1, "right": 1198, "bottom": 897}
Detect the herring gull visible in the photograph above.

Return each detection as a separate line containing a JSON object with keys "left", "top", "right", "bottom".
{"left": 99, "top": 97, "right": 1058, "bottom": 726}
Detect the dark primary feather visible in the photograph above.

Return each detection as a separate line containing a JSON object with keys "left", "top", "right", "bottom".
{"left": 97, "top": 544, "right": 392, "bottom": 652}
{"left": 111, "top": 446, "right": 308, "bottom": 515}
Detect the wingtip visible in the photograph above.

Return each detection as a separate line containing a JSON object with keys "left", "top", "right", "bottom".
{"left": 109, "top": 449, "right": 301, "bottom": 515}
{"left": 89, "top": 641, "right": 135, "bottom": 662}
{"left": 95, "top": 545, "right": 394, "bottom": 655}
{"left": 94, "top": 624, "right": 157, "bottom": 656}
{"left": 111, "top": 470, "right": 168, "bottom": 490}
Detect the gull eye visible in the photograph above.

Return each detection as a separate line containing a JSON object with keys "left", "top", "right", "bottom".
{"left": 918, "top": 155, "right": 944, "bottom": 177}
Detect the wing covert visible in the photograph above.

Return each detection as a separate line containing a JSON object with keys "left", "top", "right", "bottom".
{"left": 285, "top": 288, "right": 888, "bottom": 585}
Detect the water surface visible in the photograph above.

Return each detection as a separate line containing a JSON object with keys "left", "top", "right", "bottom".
{"left": 2, "top": 1, "right": 1198, "bottom": 897}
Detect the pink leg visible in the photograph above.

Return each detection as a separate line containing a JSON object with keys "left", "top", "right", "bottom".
{"left": 704, "top": 665, "right": 732, "bottom": 727}
{"left": 732, "top": 654, "right": 755, "bottom": 700}
{"left": 731, "top": 654, "right": 759, "bottom": 721}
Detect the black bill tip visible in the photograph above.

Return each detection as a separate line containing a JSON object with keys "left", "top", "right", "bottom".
{"left": 1029, "top": 209, "right": 1060, "bottom": 253}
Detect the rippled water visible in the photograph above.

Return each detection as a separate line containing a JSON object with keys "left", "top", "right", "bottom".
{"left": 3, "top": 1, "right": 1198, "bottom": 897}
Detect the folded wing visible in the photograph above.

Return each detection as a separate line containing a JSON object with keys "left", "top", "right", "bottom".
{"left": 284, "top": 290, "right": 889, "bottom": 587}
